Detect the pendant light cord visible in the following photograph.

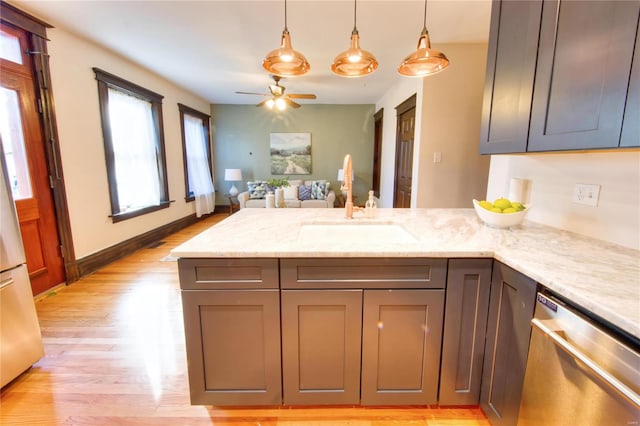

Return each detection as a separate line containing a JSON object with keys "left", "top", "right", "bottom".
{"left": 422, "top": 0, "right": 428, "bottom": 31}
{"left": 284, "top": 0, "right": 288, "bottom": 31}
{"left": 353, "top": 0, "right": 358, "bottom": 31}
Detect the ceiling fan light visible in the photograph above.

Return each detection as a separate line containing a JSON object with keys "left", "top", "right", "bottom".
{"left": 265, "top": 98, "right": 276, "bottom": 109}
{"left": 398, "top": 28, "right": 449, "bottom": 77}
{"left": 263, "top": 29, "right": 310, "bottom": 77}
{"left": 275, "top": 97, "right": 287, "bottom": 110}
{"left": 331, "top": 30, "right": 378, "bottom": 78}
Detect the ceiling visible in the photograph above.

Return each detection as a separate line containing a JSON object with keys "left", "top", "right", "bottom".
{"left": 11, "top": 0, "right": 492, "bottom": 105}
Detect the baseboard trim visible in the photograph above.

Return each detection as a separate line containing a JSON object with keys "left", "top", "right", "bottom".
{"left": 75, "top": 213, "right": 202, "bottom": 278}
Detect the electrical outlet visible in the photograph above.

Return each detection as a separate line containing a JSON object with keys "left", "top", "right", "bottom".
{"left": 572, "top": 183, "right": 600, "bottom": 206}
{"left": 433, "top": 152, "right": 442, "bottom": 163}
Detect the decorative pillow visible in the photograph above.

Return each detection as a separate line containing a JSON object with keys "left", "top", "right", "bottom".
{"left": 311, "top": 181, "right": 330, "bottom": 200}
{"left": 298, "top": 184, "right": 312, "bottom": 201}
{"left": 283, "top": 185, "right": 299, "bottom": 200}
{"left": 247, "top": 181, "right": 269, "bottom": 199}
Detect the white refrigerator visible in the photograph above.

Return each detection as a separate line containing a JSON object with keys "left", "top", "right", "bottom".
{"left": 0, "top": 148, "right": 44, "bottom": 388}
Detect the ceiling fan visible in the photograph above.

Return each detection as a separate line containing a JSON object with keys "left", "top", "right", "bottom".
{"left": 235, "top": 75, "right": 317, "bottom": 110}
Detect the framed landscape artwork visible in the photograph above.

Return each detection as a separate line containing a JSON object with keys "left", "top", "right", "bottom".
{"left": 270, "top": 132, "right": 311, "bottom": 175}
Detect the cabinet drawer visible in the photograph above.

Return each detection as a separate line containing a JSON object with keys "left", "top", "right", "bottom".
{"left": 178, "top": 258, "right": 279, "bottom": 290}
{"left": 280, "top": 258, "right": 447, "bottom": 289}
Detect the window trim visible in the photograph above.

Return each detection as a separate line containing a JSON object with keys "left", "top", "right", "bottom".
{"left": 93, "top": 67, "right": 170, "bottom": 223}
{"left": 178, "top": 103, "right": 212, "bottom": 202}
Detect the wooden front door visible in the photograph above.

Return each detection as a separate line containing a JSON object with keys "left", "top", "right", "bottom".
{"left": 393, "top": 95, "right": 416, "bottom": 208}
{"left": 1, "top": 22, "right": 65, "bottom": 295}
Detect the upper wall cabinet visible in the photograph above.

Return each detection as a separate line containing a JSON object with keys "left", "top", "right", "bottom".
{"left": 480, "top": 0, "right": 640, "bottom": 154}
{"left": 480, "top": 0, "right": 543, "bottom": 154}
{"left": 621, "top": 25, "right": 640, "bottom": 148}
{"left": 529, "top": 0, "right": 639, "bottom": 151}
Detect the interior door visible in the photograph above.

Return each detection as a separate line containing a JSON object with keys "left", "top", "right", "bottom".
{"left": 0, "top": 22, "right": 65, "bottom": 295}
{"left": 393, "top": 95, "right": 416, "bottom": 208}
{"left": 371, "top": 108, "right": 383, "bottom": 198}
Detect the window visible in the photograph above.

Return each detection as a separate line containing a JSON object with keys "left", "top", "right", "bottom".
{"left": 178, "top": 104, "right": 215, "bottom": 217}
{"left": 93, "top": 68, "right": 169, "bottom": 222}
{"left": 178, "top": 104, "right": 213, "bottom": 199}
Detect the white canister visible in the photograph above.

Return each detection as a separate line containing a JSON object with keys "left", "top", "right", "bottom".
{"left": 266, "top": 192, "right": 275, "bottom": 208}
{"left": 275, "top": 188, "right": 285, "bottom": 208}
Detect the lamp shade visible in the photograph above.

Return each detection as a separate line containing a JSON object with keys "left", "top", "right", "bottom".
{"left": 398, "top": 28, "right": 449, "bottom": 77}
{"left": 263, "top": 29, "right": 310, "bottom": 77}
{"left": 337, "top": 169, "right": 354, "bottom": 181}
{"left": 331, "top": 30, "right": 378, "bottom": 77}
{"left": 224, "top": 169, "right": 242, "bottom": 181}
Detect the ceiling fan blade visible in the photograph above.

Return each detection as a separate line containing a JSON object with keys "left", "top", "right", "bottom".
{"left": 256, "top": 99, "right": 271, "bottom": 107}
{"left": 235, "top": 91, "right": 269, "bottom": 96}
{"left": 284, "top": 98, "right": 301, "bottom": 109}
{"left": 288, "top": 94, "right": 317, "bottom": 99}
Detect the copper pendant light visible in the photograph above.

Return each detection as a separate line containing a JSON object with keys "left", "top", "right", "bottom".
{"left": 263, "top": 0, "right": 310, "bottom": 77}
{"left": 331, "top": 0, "right": 378, "bottom": 78}
{"left": 398, "top": 0, "right": 449, "bottom": 77}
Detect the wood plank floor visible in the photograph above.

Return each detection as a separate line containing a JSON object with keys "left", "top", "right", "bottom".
{"left": 1, "top": 213, "right": 491, "bottom": 425}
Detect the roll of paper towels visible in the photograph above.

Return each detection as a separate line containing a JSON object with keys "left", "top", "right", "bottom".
{"left": 509, "top": 178, "right": 525, "bottom": 202}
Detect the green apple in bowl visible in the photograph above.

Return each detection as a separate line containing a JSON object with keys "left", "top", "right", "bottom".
{"left": 472, "top": 199, "right": 530, "bottom": 228}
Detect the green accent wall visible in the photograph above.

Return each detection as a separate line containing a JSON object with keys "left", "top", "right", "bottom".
{"left": 211, "top": 104, "right": 376, "bottom": 205}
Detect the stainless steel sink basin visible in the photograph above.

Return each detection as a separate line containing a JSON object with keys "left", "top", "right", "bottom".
{"left": 298, "top": 222, "right": 417, "bottom": 243}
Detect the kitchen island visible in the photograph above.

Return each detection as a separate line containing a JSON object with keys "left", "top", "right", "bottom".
{"left": 172, "top": 208, "right": 639, "bottom": 410}
{"left": 172, "top": 208, "right": 639, "bottom": 339}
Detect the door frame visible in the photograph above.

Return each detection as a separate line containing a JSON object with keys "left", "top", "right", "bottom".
{"left": 1, "top": 3, "right": 78, "bottom": 282}
{"left": 372, "top": 108, "right": 383, "bottom": 198}
{"left": 393, "top": 94, "right": 417, "bottom": 208}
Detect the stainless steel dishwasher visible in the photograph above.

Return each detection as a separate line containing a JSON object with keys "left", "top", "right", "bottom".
{"left": 518, "top": 292, "right": 640, "bottom": 426}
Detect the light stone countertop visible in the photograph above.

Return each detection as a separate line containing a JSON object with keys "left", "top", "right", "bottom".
{"left": 172, "top": 208, "right": 640, "bottom": 340}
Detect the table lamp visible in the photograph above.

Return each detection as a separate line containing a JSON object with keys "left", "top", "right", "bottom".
{"left": 224, "top": 169, "right": 242, "bottom": 197}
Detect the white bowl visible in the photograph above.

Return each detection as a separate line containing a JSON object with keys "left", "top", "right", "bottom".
{"left": 472, "top": 199, "right": 530, "bottom": 228}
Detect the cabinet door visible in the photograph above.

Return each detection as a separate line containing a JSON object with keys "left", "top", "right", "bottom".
{"left": 528, "top": 0, "right": 640, "bottom": 151}
{"left": 281, "top": 290, "right": 363, "bottom": 405}
{"left": 440, "top": 259, "right": 492, "bottom": 405}
{"left": 480, "top": 261, "right": 537, "bottom": 426}
{"left": 361, "top": 289, "right": 444, "bottom": 405}
{"left": 621, "top": 23, "right": 640, "bottom": 148}
{"left": 479, "top": 0, "right": 542, "bottom": 154}
{"left": 181, "top": 290, "right": 281, "bottom": 405}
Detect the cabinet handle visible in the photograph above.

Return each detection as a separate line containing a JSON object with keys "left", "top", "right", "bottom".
{"left": 0, "top": 278, "right": 14, "bottom": 290}
{"left": 531, "top": 318, "right": 640, "bottom": 408}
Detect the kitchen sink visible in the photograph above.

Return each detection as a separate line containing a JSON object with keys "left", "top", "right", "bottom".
{"left": 298, "top": 222, "right": 417, "bottom": 244}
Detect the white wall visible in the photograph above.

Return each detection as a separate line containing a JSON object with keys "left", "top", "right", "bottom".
{"left": 416, "top": 44, "right": 490, "bottom": 207}
{"left": 375, "top": 76, "right": 422, "bottom": 207}
{"left": 47, "top": 27, "right": 211, "bottom": 258}
{"left": 375, "top": 43, "right": 490, "bottom": 209}
{"left": 487, "top": 151, "right": 640, "bottom": 250}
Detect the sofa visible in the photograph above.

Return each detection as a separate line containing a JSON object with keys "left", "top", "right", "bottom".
{"left": 238, "top": 179, "right": 335, "bottom": 209}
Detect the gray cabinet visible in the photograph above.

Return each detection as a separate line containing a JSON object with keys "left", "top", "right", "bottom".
{"left": 479, "top": 0, "right": 542, "bottom": 154}
{"left": 281, "top": 290, "right": 363, "bottom": 405}
{"left": 480, "top": 0, "right": 640, "bottom": 154}
{"left": 440, "top": 259, "right": 492, "bottom": 405}
{"left": 361, "top": 289, "right": 444, "bottom": 405}
{"left": 179, "top": 258, "right": 282, "bottom": 405}
{"left": 480, "top": 261, "right": 537, "bottom": 426}
{"left": 528, "top": 0, "right": 639, "bottom": 151}
{"left": 621, "top": 26, "right": 640, "bottom": 148}
{"left": 280, "top": 258, "right": 447, "bottom": 406}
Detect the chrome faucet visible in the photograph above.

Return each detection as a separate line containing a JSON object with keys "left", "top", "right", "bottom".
{"left": 341, "top": 154, "right": 359, "bottom": 219}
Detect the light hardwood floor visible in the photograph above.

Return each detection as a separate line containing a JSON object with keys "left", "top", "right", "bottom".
{"left": 1, "top": 213, "right": 490, "bottom": 425}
